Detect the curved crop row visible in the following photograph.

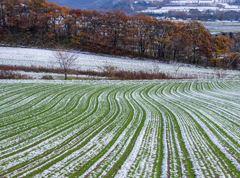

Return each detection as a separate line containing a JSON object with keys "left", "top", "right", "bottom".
{"left": 0, "top": 80, "right": 239, "bottom": 177}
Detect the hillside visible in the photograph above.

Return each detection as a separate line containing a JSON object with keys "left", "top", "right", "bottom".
{"left": 0, "top": 47, "right": 240, "bottom": 79}
{"left": 46, "top": 0, "right": 240, "bottom": 14}
{"left": 46, "top": 0, "right": 134, "bottom": 12}
{"left": 1, "top": 0, "right": 240, "bottom": 70}
{"left": 46, "top": 0, "right": 109, "bottom": 9}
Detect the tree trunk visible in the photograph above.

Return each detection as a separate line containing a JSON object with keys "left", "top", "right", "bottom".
{"left": 114, "top": 30, "right": 117, "bottom": 47}
{"left": 173, "top": 50, "right": 176, "bottom": 61}
{"left": 64, "top": 69, "right": 67, "bottom": 80}
{"left": 193, "top": 47, "right": 196, "bottom": 64}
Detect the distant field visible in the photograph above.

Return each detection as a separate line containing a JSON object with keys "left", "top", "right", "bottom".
{"left": 202, "top": 21, "right": 240, "bottom": 34}
{"left": 0, "top": 79, "right": 240, "bottom": 177}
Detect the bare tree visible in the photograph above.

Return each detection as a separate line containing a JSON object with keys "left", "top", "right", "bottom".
{"left": 97, "top": 61, "right": 118, "bottom": 77}
{"left": 214, "top": 68, "right": 227, "bottom": 79}
{"left": 152, "top": 62, "right": 160, "bottom": 74}
{"left": 173, "top": 62, "right": 181, "bottom": 78}
{"left": 53, "top": 48, "right": 78, "bottom": 80}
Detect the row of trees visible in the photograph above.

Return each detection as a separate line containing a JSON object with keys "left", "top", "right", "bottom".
{"left": 0, "top": 0, "right": 239, "bottom": 68}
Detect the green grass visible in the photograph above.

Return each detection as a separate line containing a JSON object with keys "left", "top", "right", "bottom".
{"left": 0, "top": 80, "right": 240, "bottom": 177}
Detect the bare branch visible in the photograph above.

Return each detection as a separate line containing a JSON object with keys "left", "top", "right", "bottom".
{"left": 52, "top": 48, "right": 78, "bottom": 80}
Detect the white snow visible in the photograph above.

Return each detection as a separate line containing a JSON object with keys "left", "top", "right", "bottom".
{"left": 1, "top": 47, "right": 240, "bottom": 79}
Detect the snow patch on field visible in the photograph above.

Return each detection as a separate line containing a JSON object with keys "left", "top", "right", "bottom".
{"left": 1, "top": 47, "right": 240, "bottom": 79}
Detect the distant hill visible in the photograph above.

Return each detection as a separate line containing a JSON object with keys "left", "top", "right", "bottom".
{"left": 231, "top": 0, "right": 240, "bottom": 5}
{"left": 46, "top": 0, "right": 134, "bottom": 13}
{"left": 46, "top": 0, "right": 106, "bottom": 9}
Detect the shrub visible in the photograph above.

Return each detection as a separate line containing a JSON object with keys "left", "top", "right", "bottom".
{"left": 41, "top": 75, "right": 54, "bottom": 80}
{"left": 0, "top": 69, "right": 29, "bottom": 79}
{"left": 0, "top": 66, "right": 21, "bottom": 79}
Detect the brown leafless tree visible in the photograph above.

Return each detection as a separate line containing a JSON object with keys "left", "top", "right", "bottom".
{"left": 53, "top": 48, "right": 78, "bottom": 80}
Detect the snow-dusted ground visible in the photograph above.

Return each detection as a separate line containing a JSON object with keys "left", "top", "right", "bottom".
{"left": 0, "top": 79, "right": 240, "bottom": 177}
{"left": 140, "top": 5, "right": 240, "bottom": 14}
{"left": 1, "top": 47, "right": 240, "bottom": 79}
{"left": 201, "top": 21, "right": 240, "bottom": 33}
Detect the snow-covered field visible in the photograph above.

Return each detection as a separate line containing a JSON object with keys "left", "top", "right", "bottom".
{"left": 141, "top": 5, "right": 240, "bottom": 14}
{"left": 1, "top": 47, "right": 240, "bottom": 79}
{"left": 201, "top": 21, "right": 240, "bottom": 33}
{"left": 1, "top": 47, "right": 240, "bottom": 177}
{"left": 0, "top": 79, "right": 240, "bottom": 177}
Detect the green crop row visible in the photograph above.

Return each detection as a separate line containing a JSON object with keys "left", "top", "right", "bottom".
{"left": 0, "top": 80, "right": 239, "bottom": 177}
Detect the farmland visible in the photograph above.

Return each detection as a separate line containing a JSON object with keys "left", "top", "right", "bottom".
{"left": 201, "top": 21, "right": 240, "bottom": 34}
{"left": 0, "top": 79, "right": 240, "bottom": 177}
{"left": 1, "top": 47, "right": 240, "bottom": 79}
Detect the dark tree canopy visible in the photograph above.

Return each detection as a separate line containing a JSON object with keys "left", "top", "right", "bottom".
{"left": 0, "top": 0, "right": 238, "bottom": 68}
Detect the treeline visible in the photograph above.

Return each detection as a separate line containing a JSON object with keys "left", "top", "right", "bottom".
{"left": 0, "top": 0, "right": 239, "bottom": 68}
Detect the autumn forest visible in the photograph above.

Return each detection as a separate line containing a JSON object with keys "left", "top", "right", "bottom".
{"left": 0, "top": 0, "right": 239, "bottom": 68}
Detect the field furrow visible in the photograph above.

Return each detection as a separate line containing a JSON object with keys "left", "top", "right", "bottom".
{"left": 0, "top": 79, "right": 239, "bottom": 177}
